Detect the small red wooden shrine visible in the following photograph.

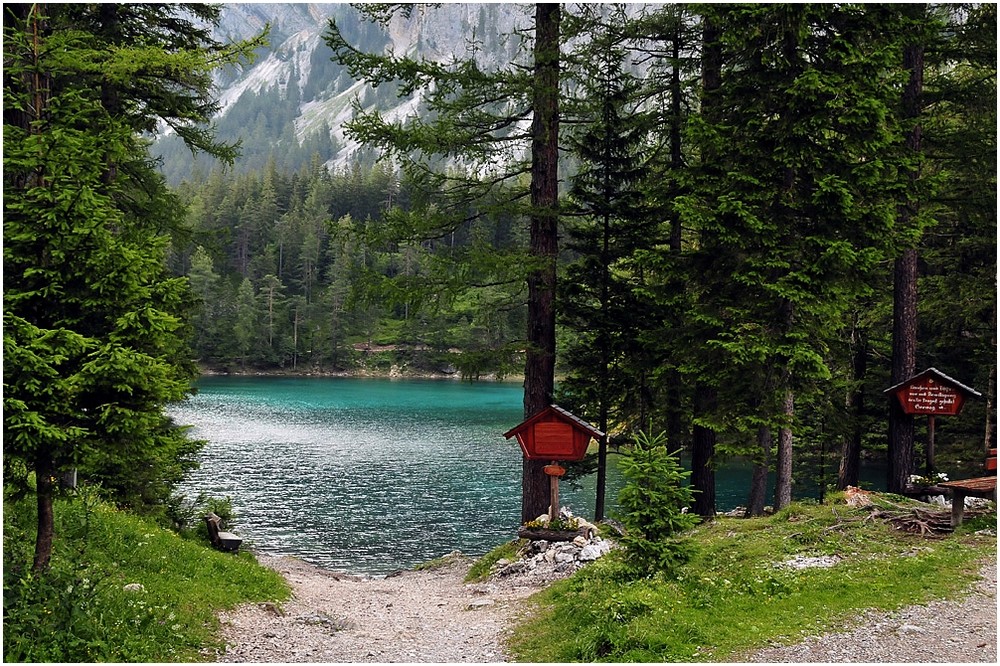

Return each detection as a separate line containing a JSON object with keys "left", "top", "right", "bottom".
{"left": 504, "top": 405, "right": 605, "bottom": 523}
{"left": 503, "top": 404, "right": 604, "bottom": 462}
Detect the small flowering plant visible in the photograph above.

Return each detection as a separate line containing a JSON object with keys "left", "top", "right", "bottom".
{"left": 522, "top": 516, "right": 580, "bottom": 531}
{"left": 909, "top": 472, "right": 949, "bottom": 486}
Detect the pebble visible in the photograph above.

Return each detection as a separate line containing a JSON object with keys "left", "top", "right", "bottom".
{"left": 217, "top": 553, "right": 549, "bottom": 663}
{"left": 215, "top": 541, "right": 994, "bottom": 664}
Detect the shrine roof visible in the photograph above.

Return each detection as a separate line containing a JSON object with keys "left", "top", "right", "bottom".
{"left": 503, "top": 404, "right": 605, "bottom": 440}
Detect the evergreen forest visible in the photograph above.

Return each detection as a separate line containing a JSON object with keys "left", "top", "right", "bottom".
{"left": 4, "top": 0, "right": 996, "bottom": 593}
{"left": 2, "top": 3, "right": 996, "bottom": 661}
{"left": 168, "top": 4, "right": 996, "bottom": 513}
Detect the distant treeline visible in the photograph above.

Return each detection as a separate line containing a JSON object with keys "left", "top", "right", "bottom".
{"left": 170, "top": 159, "right": 527, "bottom": 378}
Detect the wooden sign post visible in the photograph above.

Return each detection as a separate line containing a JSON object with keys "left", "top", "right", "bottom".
{"left": 543, "top": 463, "right": 566, "bottom": 524}
{"left": 885, "top": 368, "right": 981, "bottom": 475}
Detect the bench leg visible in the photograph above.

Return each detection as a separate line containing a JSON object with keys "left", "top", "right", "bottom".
{"left": 950, "top": 490, "right": 967, "bottom": 527}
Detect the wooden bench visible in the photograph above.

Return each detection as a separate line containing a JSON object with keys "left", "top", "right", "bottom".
{"left": 938, "top": 448, "right": 997, "bottom": 527}
{"left": 203, "top": 512, "right": 243, "bottom": 552}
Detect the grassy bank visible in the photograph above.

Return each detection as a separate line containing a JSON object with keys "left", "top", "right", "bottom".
{"left": 3, "top": 489, "right": 290, "bottom": 662}
{"left": 506, "top": 493, "right": 996, "bottom": 662}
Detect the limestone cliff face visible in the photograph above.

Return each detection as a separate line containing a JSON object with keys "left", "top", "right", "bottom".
{"left": 156, "top": 3, "right": 528, "bottom": 180}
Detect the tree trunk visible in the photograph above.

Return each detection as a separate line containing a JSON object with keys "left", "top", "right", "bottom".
{"left": 594, "top": 433, "right": 609, "bottom": 522}
{"left": 746, "top": 425, "right": 771, "bottom": 517}
{"left": 888, "top": 249, "right": 918, "bottom": 493}
{"left": 773, "top": 387, "right": 794, "bottom": 510}
{"left": 663, "top": 21, "right": 687, "bottom": 453}
{"left": 985, "top": 322, "right": 996, "bottom": 454}
{"left": 838, "top": 315, "right": 866, "bottom": 489}
{"left": 686, "top": 11, "right": 722, "bottom": 523}
{"left": 691, "top": 383, "right": 716, "bottom": 519}
{"left": 522, "top": 3, "right": 560, "bottom": 523}
{"left": 773, "top": 297, "right": 796, "bottom": 510}
{"left": 13, "top": 3, "right": 58, "bottom": 572}
{"left": 33, "top": 451, "right": 56, "bottom": 571}
{"left": 888, "top": 10, "right": 924, "bottom": 493}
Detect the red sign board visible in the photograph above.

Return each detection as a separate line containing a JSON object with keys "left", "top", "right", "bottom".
{"left": 895, "top": 378, "right": 964, "bottom": 416}
{"left": 503, "top": 405, "right": 604, "bottom": 462}
{"left": 887, "top": 368, "right": 980, "bottom": 416}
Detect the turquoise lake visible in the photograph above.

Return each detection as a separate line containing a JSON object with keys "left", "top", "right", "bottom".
{"left": 170, "top": 376, "right": 883, "bottom": 575}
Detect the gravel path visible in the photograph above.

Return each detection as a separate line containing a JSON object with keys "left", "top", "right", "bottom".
{"left": 216, "top": 553, "right": 547, "bottom": 663}
{"left": 217, "top": 553, "right": 997, "bottom": 663}
{"left": 741, "top": 559, "right": 997, "bottom": 663}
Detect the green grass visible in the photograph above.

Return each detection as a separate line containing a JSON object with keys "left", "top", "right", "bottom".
{"left": 465, "top": 539, "right": 528, "bottom": 582}
{"left": 3, "top": 488, "right": 290, "bottom": 662}
{"left": 506, "top": 495, "right": 996, "bottom": 662}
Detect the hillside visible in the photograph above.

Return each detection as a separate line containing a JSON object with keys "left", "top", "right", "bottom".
{"left": 153, "top": 3, "right": 530, "bottom": 183}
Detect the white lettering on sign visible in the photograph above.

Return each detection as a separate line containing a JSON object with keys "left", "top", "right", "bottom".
{"left": 905, "top": 382, "right": 959, "bottom": 414}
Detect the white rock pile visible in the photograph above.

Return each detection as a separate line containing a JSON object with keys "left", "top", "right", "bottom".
{"left": 488, "top": 511, "right": 618, "bottom": 584}
{"left": 490, "top": 535, "right": 616, "bottom": 581}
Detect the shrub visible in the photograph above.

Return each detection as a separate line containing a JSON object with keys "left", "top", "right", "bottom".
{"left": 615, "top": 431, "right": 699, "bottom": 577}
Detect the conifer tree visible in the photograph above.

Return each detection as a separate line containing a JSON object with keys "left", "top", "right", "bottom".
{"left": 558, "top": 5, "right": 655, "bottom": 521}
{"left": 677, "top": 4, "right": 909, "bottom": 509}
{"left": 325, "top": 4, "right": 562, "bottom": 520}
{"left": 3, "top": 4, "right": 259, "bottom": 569}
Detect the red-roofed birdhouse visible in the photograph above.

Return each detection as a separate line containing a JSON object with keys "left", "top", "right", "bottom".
{"left": 503, "top": 405, "right": 604, "bottom": 461}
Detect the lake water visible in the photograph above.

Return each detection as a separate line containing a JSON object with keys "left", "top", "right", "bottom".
{"left": 170, "top": 376, "right": 883, "bottom": 575}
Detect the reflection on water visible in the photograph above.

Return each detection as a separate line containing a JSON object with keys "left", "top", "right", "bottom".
{"left": 170, "top": 377, "right": 884, "bottom": 575}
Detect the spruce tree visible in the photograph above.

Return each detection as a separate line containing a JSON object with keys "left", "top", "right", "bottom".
{"left": 3, "top": 4, "right": 259, "bottom": 569}
{"left": 676, "top": 4, "right": 909, "bottom": 509}
{"left": 558, "top": 5, "right": 655, "bottom": 521}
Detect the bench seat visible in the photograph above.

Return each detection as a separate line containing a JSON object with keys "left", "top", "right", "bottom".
{"left": 203, "top": 512, "right": 243, "bottom": 553}
{"left": 936, "top": 448, "right": 997, "bottom": 527}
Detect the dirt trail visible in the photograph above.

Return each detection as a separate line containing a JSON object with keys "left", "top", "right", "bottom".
{"left": 216, "top": 554, "right": 544, "bottom": 663}
{"left": 217, "top": 553, "right": 997, "bottom": 663}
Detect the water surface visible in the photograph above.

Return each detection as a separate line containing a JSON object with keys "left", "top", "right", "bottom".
{"left": 172, "top": 377, "right": 533, "bottom": 574}
{"left": 171, "top": 376, "right": 882, "bottom": 575}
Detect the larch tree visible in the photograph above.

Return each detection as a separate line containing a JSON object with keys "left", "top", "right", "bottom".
{"left": 891, "top": 3, "right": 996, "bottom": 477}
{"left": 887, "top": 3, "right": 931, "bottom": 494}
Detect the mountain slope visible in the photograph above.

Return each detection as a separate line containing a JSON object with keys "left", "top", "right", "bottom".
{"left": 154, "top": 3, "right": 530, "bottom": 184}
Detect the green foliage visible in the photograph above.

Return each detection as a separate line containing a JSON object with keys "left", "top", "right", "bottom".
{"left": 3, "top": 488, "right": 289, "bottom": 662}
{"left": 2, "top": 3, "right": 268, "bottom": 569}
{"left": 465, "top": 540, "right": 527, "bottom": 583}
{"left": 615, "top": 432, "right": 699, "bottom": 576}
{"left": 508, "top": 498, "right": 996, "bottom": 662}
{"left": 169, "top": 159, "right": 529, "bottom": 374}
